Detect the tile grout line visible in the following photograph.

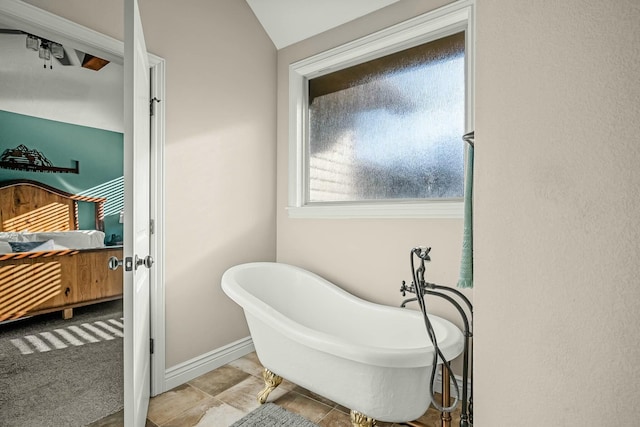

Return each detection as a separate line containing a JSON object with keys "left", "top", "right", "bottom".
{"left": 153, "top": 392, "right": 230, "bottom": 427}
{"left": 152, "top": 355, "right": 354, "bottom": 427}
{"left": 149, "top": 364, "right": 247, "bottom": 425}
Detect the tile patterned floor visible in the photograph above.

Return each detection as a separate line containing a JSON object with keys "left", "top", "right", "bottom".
{"left": 87, "top": 352, "right": 461, "bottom": 427}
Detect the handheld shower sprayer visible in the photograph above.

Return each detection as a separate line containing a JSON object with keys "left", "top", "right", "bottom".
{"left": 400, "top": 246, "right": 473, "bottom": 427}
{"left": 410, "top": 246, "right": 436, "bottom": 291}
{"left": 412, "top": 246, "right": 431, "bottom": 260}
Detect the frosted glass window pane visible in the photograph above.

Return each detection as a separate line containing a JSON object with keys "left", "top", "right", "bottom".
{"left": 307, "top": 32, "right": 465, "bottom": 203}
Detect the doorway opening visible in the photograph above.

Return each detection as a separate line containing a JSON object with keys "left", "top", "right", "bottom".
{"left": 0, "top": 1, "right": 166, "bottom": 424}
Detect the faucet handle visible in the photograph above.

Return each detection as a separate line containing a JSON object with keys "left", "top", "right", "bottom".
{"left": 400, "top": 280, "right": 417, "bottom": 296}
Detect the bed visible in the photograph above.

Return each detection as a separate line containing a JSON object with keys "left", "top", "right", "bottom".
{"left": 0, "top": 179, "right": 123, "bottom": 322}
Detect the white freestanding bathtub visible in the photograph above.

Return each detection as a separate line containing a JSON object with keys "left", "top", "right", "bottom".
{"left": 221, "top": 262, "right": 464, "bottom": 424}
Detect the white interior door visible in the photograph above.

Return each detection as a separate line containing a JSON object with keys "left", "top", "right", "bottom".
{"left": 124, "top": 0, "right": 151, "bottom": 425}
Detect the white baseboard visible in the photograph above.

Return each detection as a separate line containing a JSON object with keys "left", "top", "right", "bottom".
{"left": 434, "top": 369, "right": 472, "bottom": 400}
{"left": 163, "top": 336, "right": 255, "bottom": 392}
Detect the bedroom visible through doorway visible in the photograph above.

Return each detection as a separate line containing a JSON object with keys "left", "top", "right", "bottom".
{"left": 0, "top": 0, "right": 166, "bottom": 424}
{"left": 0, "top": 19, "right": 126, "bottom": 425}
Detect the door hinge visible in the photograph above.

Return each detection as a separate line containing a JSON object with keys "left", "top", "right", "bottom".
{"left": 150, "top": 97, "right": 161, "bottom": 116}
{"left": 150, "top": 219, "right": 155, "bottom": 235}
{"left": 150, "top": 338, "right": 154, "bottom": 355}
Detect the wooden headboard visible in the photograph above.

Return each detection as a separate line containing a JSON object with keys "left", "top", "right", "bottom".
{"left": 0, "top": 179, "right": 106, "bottom": 232}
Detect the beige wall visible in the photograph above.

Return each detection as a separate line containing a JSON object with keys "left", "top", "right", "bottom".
{"left": 475, "top": 0, "right": 640, "bottom": 425}
{"left": 22, "top": 0, "right": 278, "bottom": 367}
{"left": 276, "top": 0, "right": 470, "bottom": 352}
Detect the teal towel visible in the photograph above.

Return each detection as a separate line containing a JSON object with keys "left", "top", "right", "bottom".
{"left": 457, "top": 144, "right": 474, "bottom": 288}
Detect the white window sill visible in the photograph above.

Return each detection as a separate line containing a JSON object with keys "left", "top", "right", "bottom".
{"left": 287, "top": 201, "right": 463, "bottom": 219}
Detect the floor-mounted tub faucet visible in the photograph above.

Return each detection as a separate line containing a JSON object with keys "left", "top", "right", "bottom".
{"left": 400, "top": 246, "right": 473, "bottom": 427}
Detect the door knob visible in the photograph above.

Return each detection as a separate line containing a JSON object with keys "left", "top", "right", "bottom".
{"left": 135, "top": 255, "right": 154, "bottom": 270}
{"left": 108, "top": 256, "right": 123, "bottom": 271}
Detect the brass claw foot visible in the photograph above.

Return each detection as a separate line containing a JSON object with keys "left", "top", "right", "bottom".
{"left": 257, "top": 368, "right": 283, "bottom": 404}
{"left": 350, "top": 410, "right": 376, "bottom": 427}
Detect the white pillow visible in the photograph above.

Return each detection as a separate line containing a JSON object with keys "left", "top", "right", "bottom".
{"left": 30, "top": 239, "right": 56, "bottom": 252}
{"left": 22, "top": 230, "right": 105, "bottom": 249}
{"left": 0, "top": 231, "right": 28, "bottom": 242}
{"left": 0, "top": 241, "right": 12, "bottom": 253}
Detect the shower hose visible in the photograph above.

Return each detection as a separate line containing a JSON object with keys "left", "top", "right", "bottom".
{"left": 409, "top": 245, "right": 476, "bottom": 423}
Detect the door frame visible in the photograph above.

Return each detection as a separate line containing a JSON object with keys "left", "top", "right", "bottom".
{"left": 0, "top": 0, "right": 167, "bottom": 396}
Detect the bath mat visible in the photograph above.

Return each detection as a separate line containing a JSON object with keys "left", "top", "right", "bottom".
{"left": 231, "top": 403, "right": 320, "bottom": 427}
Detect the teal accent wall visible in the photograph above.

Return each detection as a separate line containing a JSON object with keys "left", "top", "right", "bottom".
{"left": 0, "top": 110, "right": 124, "bottom": 242}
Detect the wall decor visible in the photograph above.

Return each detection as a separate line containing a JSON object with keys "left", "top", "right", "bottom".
{"left": 0, "top": 144, "right": 79, "bottom": 174}
{"left": 0, "top": 110, "right": 123, "bottom": 239}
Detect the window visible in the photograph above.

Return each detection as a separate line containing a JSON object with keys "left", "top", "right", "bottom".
{"left": 288, "top": 1, "right": 474, "bottom": 218}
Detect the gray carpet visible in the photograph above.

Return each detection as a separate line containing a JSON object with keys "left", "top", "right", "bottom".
{"left": 0, "top": 301, "right": 124, "bottom": 427}
{"left": 231, "top": 403, "right": 320, "bottom": 427}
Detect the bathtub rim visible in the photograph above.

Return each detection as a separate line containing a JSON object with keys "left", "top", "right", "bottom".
{"left": 221, "top": 262, "right": 464, "bottom": 368}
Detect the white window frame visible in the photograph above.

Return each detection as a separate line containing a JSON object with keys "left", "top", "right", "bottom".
{"left": 287, "top": 0, "right": 474, "bottom": 219}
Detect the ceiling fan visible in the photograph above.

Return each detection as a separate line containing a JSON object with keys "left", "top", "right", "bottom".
{"left": 0, "top": 28, "right": 109, "bottom": 71}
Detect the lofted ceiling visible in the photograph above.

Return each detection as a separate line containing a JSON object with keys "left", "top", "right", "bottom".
{"left": 245, "top": 0, "right": 400, "bottom": 49}
{"left": 0, "top": 27, "right": 123, "bottom": 131}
